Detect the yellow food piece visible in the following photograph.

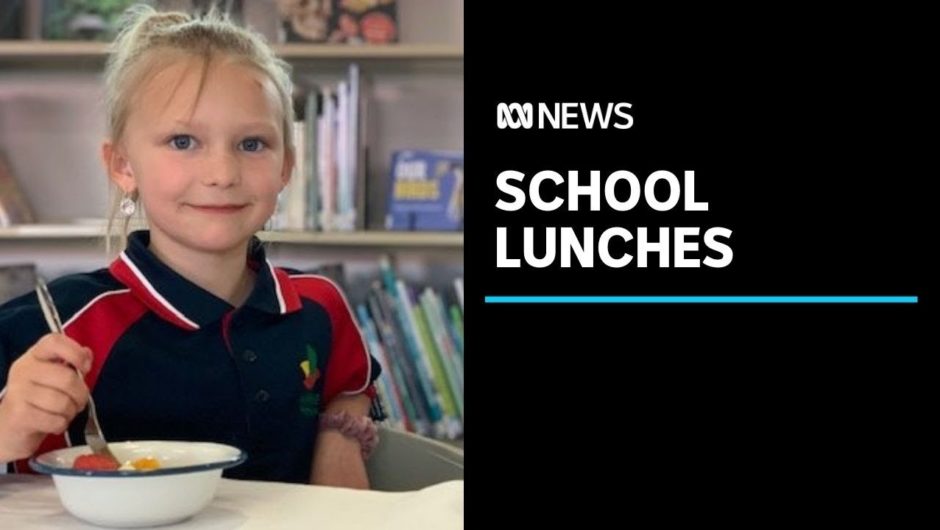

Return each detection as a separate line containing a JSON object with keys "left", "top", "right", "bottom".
{"left": 130, "top": 457, "right": 161, "bottom": 471}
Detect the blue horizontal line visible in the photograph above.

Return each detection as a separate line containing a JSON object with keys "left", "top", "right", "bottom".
{"left": 484, "top": 296, "right": 918, "bottom": 304}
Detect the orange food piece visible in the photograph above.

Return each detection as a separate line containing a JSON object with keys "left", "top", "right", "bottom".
{"left": 131, "top": 457, "right": 161, "bottom": 471}
{"left": 73, "top": 454, "right": 120, "bottom": 471}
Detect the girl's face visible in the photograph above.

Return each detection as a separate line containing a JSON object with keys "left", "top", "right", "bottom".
{"left": 110, "top": 55, "right": 291, "bottom": 256}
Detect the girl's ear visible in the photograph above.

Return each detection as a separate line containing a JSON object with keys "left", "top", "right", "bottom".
{"left": 280, "top": 144, "right": 295, "bottom": 189}
{"left": 101, "top": 140, "right": 135, "bottom": 193}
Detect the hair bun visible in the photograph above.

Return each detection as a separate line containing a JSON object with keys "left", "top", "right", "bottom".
{"left": 114, "top": 5, "right": 190, "bottom": 38}
{"left": 138, "top": 12, "right": 190, "bottom": 34}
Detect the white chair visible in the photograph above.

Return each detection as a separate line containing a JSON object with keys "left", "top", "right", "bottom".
{"left": 366, "top": 426, "right": 464, "bottom": 492}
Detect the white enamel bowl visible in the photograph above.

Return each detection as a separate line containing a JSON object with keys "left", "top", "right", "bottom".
{"left": 29, "top": 440, "right": 246, "bottom": 528}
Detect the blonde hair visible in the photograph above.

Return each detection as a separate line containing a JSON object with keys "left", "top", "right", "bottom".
{"left": 104, "top": 4, "right": 293, "bottom": 252}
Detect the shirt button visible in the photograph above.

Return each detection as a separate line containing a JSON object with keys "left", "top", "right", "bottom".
{"left": 242, "top": 350, "right": 258, "bottom": 363}
{"left": 254, "top": 390, "right": 270, "bottom": 403}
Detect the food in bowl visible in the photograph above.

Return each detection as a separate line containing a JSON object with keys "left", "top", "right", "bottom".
{"left": 29, "top": 440, "right": 246, "bottom": 528}
{"left": 72, "top": 453, "right": 120, "bottom": 471}
{"left": 124, "top": 456, "right": 161, "bottom": 471}
{"left": 72, "top": 454, "right": 162, "bottom": 472}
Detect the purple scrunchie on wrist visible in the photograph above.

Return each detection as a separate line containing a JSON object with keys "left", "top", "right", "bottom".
{"left": 318, "top": 410, "right": 380, "bottom": 460}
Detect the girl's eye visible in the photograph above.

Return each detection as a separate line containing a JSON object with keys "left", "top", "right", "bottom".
{"left": 240, "top": 138, "right": 266, "bottom": 152}
{"left": 170, "top": 135, "right": 195, "bottom": 150}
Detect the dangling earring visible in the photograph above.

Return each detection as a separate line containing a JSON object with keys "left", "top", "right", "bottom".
{"left": 120, "top": 194, "right": 136, "bottom": 217}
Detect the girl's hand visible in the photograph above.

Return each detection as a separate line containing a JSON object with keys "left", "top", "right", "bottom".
{"left": 0, "top": 334, "right": 92, "bottom": 463}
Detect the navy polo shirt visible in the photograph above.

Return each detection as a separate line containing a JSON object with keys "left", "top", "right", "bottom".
{"left": 0, "top": 230, "right": 381, "bottom": 482}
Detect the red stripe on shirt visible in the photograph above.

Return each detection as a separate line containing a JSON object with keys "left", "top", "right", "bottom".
{"left": 14, "top": 290, "right": 148, "bottom": 473}
{"left": 109, "top": 257, "right": 198, "bottom": 331}
{"left": 272, "top": 267, "right": 302, "bottom": 313}
{"left": 65, "top": 290, "right": 149, "bottom": 390}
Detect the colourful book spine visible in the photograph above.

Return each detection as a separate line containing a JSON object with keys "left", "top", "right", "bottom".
{"left": 449, "top": 304, "right": 464, "bottom": 359}
{"left": 420, "top": 289, "right": 463, "bottom": 419}
{"left": 393, "top": 279, "right": 445, "bottom": 431}
{"left": 355, "top": 304, "right": 406, "bottom": 430}
{"left": 413, "top": 301, "right": 459, "bottom": 425}
{"left": 368, "top": 288, "right": 426, "bottom": 434}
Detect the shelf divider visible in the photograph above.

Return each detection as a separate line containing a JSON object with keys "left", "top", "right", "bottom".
{"left": 0, "top": 224, "right": 462, "bottom": 248}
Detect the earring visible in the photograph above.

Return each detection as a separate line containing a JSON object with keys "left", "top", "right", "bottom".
{"left": 120, "top": 195, "right": 136, "bottom": 217}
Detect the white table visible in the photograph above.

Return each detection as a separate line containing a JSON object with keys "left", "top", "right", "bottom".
{"left": 0, "top": 475, "right": 463, "bottom": 529}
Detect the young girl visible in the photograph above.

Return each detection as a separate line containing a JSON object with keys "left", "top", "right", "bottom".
{"left": 0, "top": 5, "right": 381, "bottom": 489}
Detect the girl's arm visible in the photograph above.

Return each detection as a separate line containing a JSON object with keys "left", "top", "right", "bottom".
{"left": 309, "top": 393, "right": 372, "bottom": 488}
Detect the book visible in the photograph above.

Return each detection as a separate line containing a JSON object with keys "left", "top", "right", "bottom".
{"left": 385, "top": 150, "right": 464, "bottom": 231}
{"left": 370, "top": 282, "right": 434, "bottom": 436}
{"left": 355, "top": 304, "right": 408, "bottom": 430}
{"left": 276, "top": 0, "right": 331, "bottom": 42}
{"left": 328, "top": 0, "right": 397, "bottom": 44}
{"left": 286, "top": 121, "right": 308, "bottom": 229}
{"left": 304, "top": 87, "right": 321, "bottom": 231}
{"left": 0, "top": 151, "right": 36, "bottom": 227}
{"left": 277, "top": 1, "right": 397, "bottom": 44}
{"left": 318, "top": 86, "right": 337, "bottom": 230}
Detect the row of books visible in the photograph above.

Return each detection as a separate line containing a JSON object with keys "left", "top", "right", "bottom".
{"left": 271, "top": 63, "right": 368, "bottom": 232}
{"left": 354, "top": 258, "right": 464, "bottom": 440}
{"left": 270, "top": 63, "right": 465, "bottom": 233}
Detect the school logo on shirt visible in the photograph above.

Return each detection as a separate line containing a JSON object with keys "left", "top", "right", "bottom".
{"left": 299, "top": 344, "right": 321, "bottom": 417}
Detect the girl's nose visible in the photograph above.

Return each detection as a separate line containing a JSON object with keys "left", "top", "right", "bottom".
{"left": 202, "top": 150, "right": 241, "bottom": 188}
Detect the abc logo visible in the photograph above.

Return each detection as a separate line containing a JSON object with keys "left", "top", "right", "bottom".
{"left": 496, "top": 102, "right": 633, "bottom": 130}
{"left": 496, "top": 103, "right": 533, "bottom": 129}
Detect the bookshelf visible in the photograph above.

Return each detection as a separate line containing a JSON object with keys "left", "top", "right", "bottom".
{"left": 1, "top": 0, "right": 464, "bottom": 442}
{"left": 0, "top": 41, "right": 462, "bottom": 72}
{"left": 0, "top": 41, "right": 463, "bottom": 60}
{"left": 0, "top": 224, "right": 463, "bottom": 248}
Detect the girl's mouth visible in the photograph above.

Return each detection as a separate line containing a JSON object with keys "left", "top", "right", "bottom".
{"left": 188, "top": 204, "right": 247, "bottom": 213}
